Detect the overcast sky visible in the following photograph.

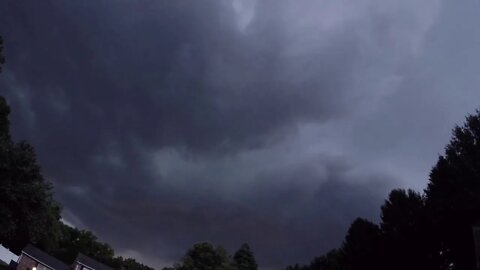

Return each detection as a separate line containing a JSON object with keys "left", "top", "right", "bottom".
{"left": 1, "top": 0, "right": 480, "bottom": 269}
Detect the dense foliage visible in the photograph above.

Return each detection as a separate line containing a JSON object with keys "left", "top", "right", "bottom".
{"left": 233, "top": 244, "right": 257, "bottom": 270}
{"left": 0, "top": 49, "right": 61, "bottom": 253}
{"left": 163, "top": 243, "right": 258, "bottom": 270}
{"left": 48, "top": 222, "right": 154, "bottom": 270}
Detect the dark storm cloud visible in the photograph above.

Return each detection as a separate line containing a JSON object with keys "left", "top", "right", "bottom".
{"left": 0, "top": 0, "right": 426, "bottom": 156}
{"left": 0, "top": 0, "right": 444, "bottom": 268}
{"left": 63, "top": 154, "right": 395, "bottom": 267}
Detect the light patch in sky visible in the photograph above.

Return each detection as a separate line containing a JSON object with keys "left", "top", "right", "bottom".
{"left": 60, "top": 218, "right": 76, "bottom": 228}
{"left": 232, "top": 0, "right": 256, "bottom": 30}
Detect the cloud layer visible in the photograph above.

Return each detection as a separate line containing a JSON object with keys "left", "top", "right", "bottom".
{"left": 3, "top": 0, "right": 480, "bottom": 268}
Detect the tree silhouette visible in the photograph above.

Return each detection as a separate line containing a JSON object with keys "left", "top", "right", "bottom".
{"left": 0, "top": 38, "right": 61, "bottom": 253}
{"left": 176, "top": 242, "right": 234, "bottom": 270}
{"left": 425, "top": 111, "right": 480, "bottom": 269}
{"left": 380, "top": 189, "right": 438, "bottom": 270}
{"left": 0, "top": 97, "right": 62, "bottom": 253}
{"left": 50, "top": 223, "right": 114, "bottom": 264}
{"left": 164, "top": 242, "right": 261, "bottom": 270}
{"left": 341, "top": 218, "right": 383, "bottom": 270}
{"left": 50, "top": 223, "right": 153, "bottom": 270}
{"left": 233, "top": 244, "right": 257, "bottom": 270}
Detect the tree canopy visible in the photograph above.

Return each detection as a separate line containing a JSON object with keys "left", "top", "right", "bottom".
{"left": 380, "top": 189, "right": 438, "bottom": 270}
{"left": 0, "top": 95, "right": 62, "bottom": 253}
{"left": 163, "top": 242, "right": 258, "bottom": 270}
{"left": 341, "top": 218, "right": 383, "bottom": 270}
{"left": 49, "top": 223, "right": 153, "bottom": 270}
{"left": 177, "top": 242, "right": 233, "bottom": 270}
{"left": 425, "top": 112, "right": 480, "bottom": 269}
{"left": 233, "top": 244, "right": 257, "bottom": 270}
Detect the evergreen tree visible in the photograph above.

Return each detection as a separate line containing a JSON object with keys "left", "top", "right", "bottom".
{"left": 233, "top": 244, "right": 257, "bottom": 270}
{"left": 425, "top": 111, "right": 480, "bottom": 269}
{"left": 178, "top": 242, "right": 234, "bottom": 270}
{"left": 380, "top": 189, "right": 438, "bottom": 270}
{"left": 341, "top": 218, "right": 382, "bottom": 270}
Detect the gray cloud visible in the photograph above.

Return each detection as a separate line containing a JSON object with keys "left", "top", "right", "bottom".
{"left": 4, "top": 0, "right": 479, "bottom": 269}
{"left": 0, "top": 0, "right": 439, "bottom": 155}
{"left": 61, "top": 151, "right": 396, "bottom": 267}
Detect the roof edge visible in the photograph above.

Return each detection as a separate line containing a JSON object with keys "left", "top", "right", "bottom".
{"left": 21, "top": 252, "right": 54, "bottom": 270}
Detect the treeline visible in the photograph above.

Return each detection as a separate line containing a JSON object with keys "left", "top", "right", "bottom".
{"left": 0, "top": 36, "right": 153, "bottom": 270}
{"left": 50, "top": 223, "right": 154, "bottom": 270}
{"left": 286, "top": 113, "right": 480, "bottom": 269}
{"left": 162, "top": 242, "right": 257, "bottom": 270}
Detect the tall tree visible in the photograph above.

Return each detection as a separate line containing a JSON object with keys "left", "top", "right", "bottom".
{"left": 341, "top": 218, "right": 383, "bottom": 270}
{"left": 0, "top": 122, "right": 62, "bottom": 253}
{"left": 425, "top": 111, "right": 480, "bottom": 270}
{"left": 233, "top": 244, "right": 257, "bottom": 270}
{"left": 0, "top": 38, "right": 61, "bottom": 253}
{"left": 172, "top": 242, "right": 234, "bottom": 270}
{"left": 380, "top": 189, "right": 439, "bottom": 270}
